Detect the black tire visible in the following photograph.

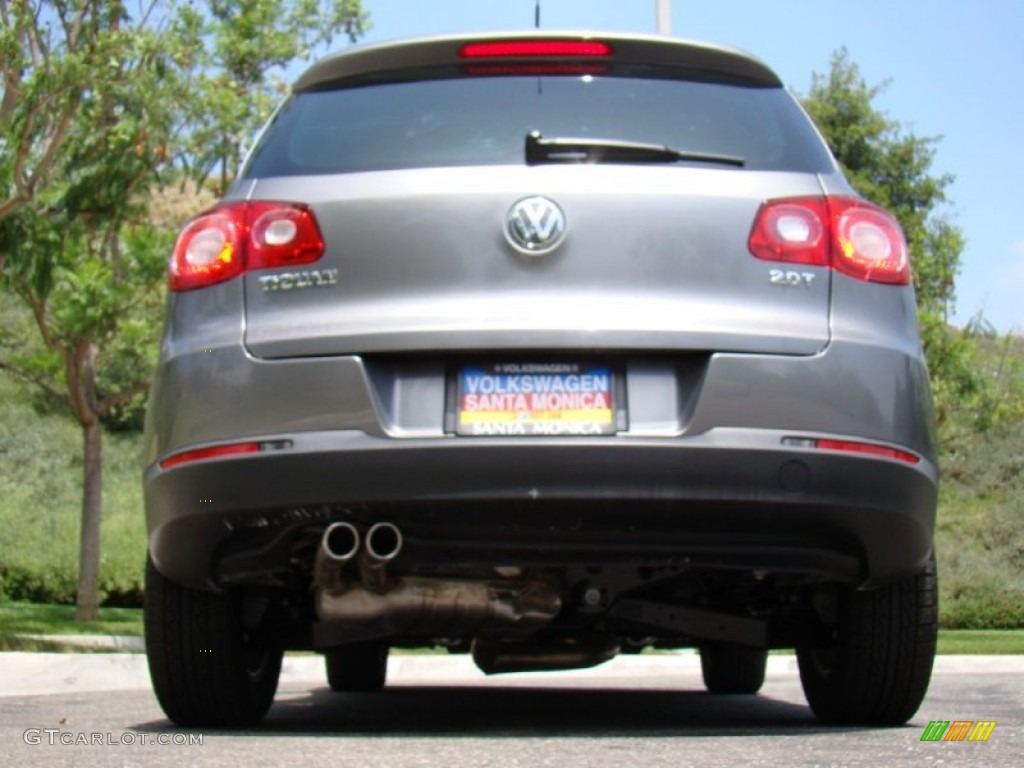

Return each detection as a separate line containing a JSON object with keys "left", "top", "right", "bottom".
{"left": 797, "top": 553, "right": 938, "bottom": 725}
{"left": 325, "top": 642, "right": 389, "bottom": 692}
{"left": 144, "top": 557, "right": 283, "bottom": 727}
{"left": 700, "top": 643, "right": 768, "bottom": 694}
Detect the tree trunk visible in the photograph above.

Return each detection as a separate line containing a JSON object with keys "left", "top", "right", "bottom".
{"left": 75, "top": 416, "right": 103, "bottom": 621}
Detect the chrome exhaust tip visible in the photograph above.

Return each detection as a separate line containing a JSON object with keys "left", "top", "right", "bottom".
{"left": 365, "top": 522, "right": 403, "bottom": 563}
{"left": 321, "top": 521, "right": 361, "bottom": 563}
{"left": 315, "top": 522, "right": 360, "bottom": 592}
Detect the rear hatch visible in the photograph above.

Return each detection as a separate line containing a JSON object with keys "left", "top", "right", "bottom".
{"left": 239, "top": 34, "right": 836, "bottom": 359}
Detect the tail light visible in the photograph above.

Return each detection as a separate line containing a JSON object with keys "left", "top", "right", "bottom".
{"left": 749, "top": 197, "right": 909, "bottom": 285}
{"left": 170, "top": 201, "right": 324, "bottom": 291}
{"left": 830, "top": 200, "right": 909, "bottom": 284}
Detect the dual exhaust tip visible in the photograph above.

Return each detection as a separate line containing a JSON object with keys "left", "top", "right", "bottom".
{"left": 320, "top": 521, "right": 402, "bottom": 566}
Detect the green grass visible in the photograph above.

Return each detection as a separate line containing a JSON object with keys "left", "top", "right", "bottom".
{"left": 0, "top": 601, "right": 142, "bottom": 637}
{"left": 767, "top": 631, "right": 1024, "bottom": 656}
{"left": 0, "top": 600, "right": 142, "bottom": 651}
{"left": 936, "top": 630, "right": 1024, "bottom": 655}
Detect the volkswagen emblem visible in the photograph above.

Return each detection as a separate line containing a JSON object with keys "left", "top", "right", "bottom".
{"left": 505, "top": 196, "right": 567, "bottom": 256}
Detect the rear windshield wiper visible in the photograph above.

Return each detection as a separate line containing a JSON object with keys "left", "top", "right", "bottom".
{"left": 525, "top": 131, "right": 745, "bottom": 168}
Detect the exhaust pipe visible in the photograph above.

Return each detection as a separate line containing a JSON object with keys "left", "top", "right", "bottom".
{"left": 361, "top": 522, "right": 403, "bottom": 593}
{"left": 314, "top": 522, "right": 360, "bottom": 591}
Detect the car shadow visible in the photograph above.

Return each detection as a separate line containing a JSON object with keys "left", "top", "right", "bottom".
{"left": 133, "top": 683, "right": 909, "bottom": 738}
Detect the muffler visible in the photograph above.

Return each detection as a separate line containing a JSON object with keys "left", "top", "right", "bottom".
{"left": 316, "top": 577, "right": 561, "bottom": 638}
{"left": 472, "top": 634, "right": 620, "bottom": 675}
{"left": 313, "top": 522, "right": 561, "bottom": 642}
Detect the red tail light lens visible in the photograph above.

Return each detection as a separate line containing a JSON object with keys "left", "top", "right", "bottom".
{"left": 170, "top": 202, "right": 324, "bottom": 291}
{"left": 247, "top": 202, "right": 325, "bottom": 269}
{"left": 748, "top": 199, "right": 828, "bottom": 266}
{"left": 748, "top": 197, "right": 909, "bottom": 285}
{"left": 829, "top": 199, "right": 909, "bottom": 284}
{"left": 169, "top": 211, "right": 245, "bottom": 291}
{"left": 459, "top": 40, "right": 612, "bottom": 58}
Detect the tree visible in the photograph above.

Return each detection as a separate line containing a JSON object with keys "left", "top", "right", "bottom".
{"left": 0, "top": 0, "right": 202, "bottom": 620}
{"left": 800, "top": 50, "right": 981, "bottom": 431}
{"left": 0, "top": 218, "right": 170, "bottom": 620}
{"left": 1, "top": 1, "right": 150, "bottom": 219}
{"left": 183, "top": 0, "right": 368, "bottom": 191}
{"left": 0, "top": 0, "right": 368, "bottom": 620}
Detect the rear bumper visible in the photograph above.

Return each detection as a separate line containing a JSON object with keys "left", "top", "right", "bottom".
{"left": 144, "top": 427, "right": 937, "bottom": 590}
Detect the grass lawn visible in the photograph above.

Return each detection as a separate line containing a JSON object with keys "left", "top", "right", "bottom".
{"left": 1, "top": 601, "right": 1022, "bottom": 654}
{"left": 0, "top": 601, "right": 142, "bottom": 650}
{"left": 936, "top": 630, "right": 1024, "bottom": 655}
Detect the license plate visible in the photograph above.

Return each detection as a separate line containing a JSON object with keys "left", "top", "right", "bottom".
{"left": 456, "top": 363, "right": 616, "bottom": 436}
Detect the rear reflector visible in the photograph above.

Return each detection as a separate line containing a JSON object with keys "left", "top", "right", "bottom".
{"left": 459, "top": 40, "right": 612, "bottom": 58}
{"left": 815, "top": 439, "right": 920, "bottom": 465}
{"left": 159, "top": 442, "right": 262, "bottom": 470}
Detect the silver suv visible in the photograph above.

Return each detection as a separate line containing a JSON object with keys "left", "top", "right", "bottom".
{"left": 143, "top": 32, "right": 938, "bottom": 728}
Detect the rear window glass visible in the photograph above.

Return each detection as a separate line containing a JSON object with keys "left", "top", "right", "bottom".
{"left": 244, "top": 70, "right": 833, "bottom": 177}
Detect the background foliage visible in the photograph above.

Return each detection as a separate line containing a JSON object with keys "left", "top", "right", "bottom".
{"left": 0, "top": 24, "right": 1021, "bottom": 627}
{"left": 0, "top": 0, "right": 367, "bottom": 619}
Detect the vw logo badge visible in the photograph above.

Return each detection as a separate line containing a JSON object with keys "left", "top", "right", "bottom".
{"left": 505, "top": 196, "right": 567, "bottom": 256}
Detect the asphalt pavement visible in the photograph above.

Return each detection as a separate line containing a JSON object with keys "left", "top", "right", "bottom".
{"left": 1, "top": 653, "right": 1021, "bottom": 767}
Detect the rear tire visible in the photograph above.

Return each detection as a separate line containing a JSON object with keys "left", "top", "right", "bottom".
{"left": 797, "top": 553, "right": 938, "bottom": 725}
{"left": 325, "top": 642, "right": 389, "bottom": 692}
{"left": 700, "top": 643, "right": 768, "bottom": 694}
{"left": 144, "top": 557, "right": 282, "bottom": 727}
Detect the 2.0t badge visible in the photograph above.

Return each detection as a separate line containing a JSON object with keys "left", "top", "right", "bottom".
{"left": 505, "top": 196, "right": 567, "bottom": 256}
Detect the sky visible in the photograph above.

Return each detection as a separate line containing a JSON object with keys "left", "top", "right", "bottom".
{"left": 304, "top": 0, "right": 1024, "bottom": 334}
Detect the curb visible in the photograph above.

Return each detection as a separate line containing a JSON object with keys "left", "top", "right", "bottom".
{"left": 13, "top": 634, "right": 145, "bottom": 651}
